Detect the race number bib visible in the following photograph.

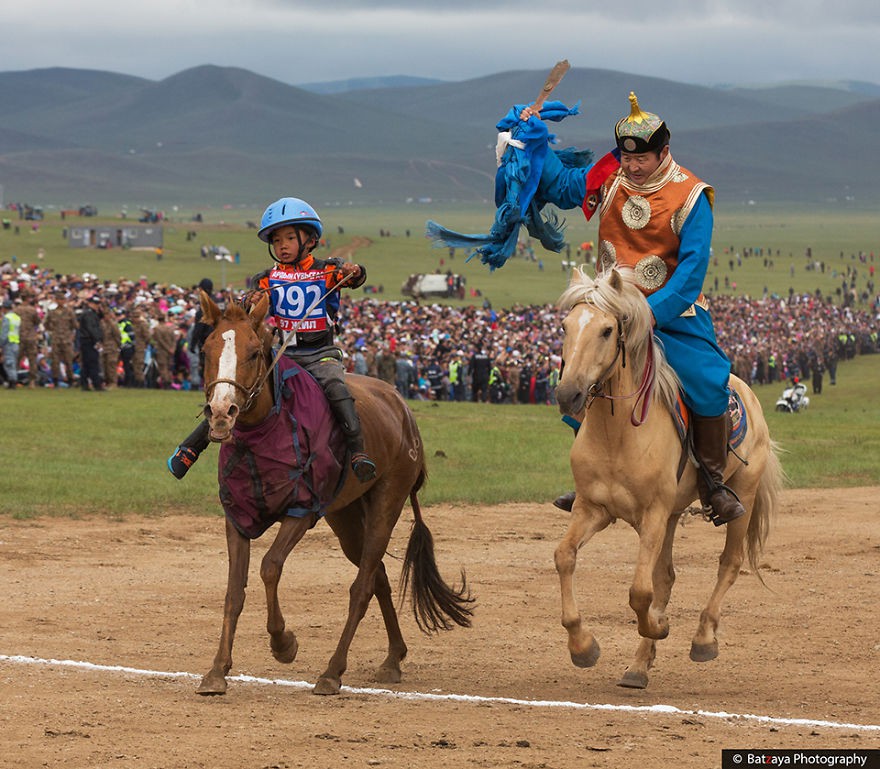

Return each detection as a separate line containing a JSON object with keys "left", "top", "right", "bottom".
{"left": 268, "top": 267, "right": 329, "bottom": 333}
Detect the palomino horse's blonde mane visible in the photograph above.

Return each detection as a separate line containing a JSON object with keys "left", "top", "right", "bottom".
{"left": 558, "top": 264, "right": 681, "bottom": 415}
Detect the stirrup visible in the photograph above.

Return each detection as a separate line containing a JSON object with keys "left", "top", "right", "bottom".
{"left": 351, "top": 452, "right": 377, "bottom": 483}
{"left": 705, "top": 485, "right": 746, "bottom": 527}
{"left": 167, "top": 445, "right": 202, "bottom": 479}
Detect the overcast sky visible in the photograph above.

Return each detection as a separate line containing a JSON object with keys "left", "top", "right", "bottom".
{"left": 3, "top": 0, "right": 879, "bottom": 88}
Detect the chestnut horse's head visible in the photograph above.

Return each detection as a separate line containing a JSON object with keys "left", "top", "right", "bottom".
{"left": 200, "top": 290, "right": 274, "bottom": 441}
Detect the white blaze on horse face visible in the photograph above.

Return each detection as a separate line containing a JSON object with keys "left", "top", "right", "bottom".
{"left": 213, "top": 329, "right": 238, "bottom": 404}
{"left": 568, "top": 306, "right": 595, "bottom": 357}
{"left": 578, "top": 307, "right": 595, "bottom": 332}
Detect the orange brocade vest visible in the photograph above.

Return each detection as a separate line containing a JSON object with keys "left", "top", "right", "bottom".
{"left": 597, "top": 156, "right": 713, "bottom": 297}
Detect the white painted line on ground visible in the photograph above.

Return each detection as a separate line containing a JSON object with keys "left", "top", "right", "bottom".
{"left": 2, "top": 653, "right": 878, "bottom": 733}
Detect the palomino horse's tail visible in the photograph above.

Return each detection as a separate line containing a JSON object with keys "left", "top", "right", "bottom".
{"left": 399, "top": 475, "right": 475, "bottom": 633}
{"left": 746, "top": 439, "right": 786, "bottom": 579}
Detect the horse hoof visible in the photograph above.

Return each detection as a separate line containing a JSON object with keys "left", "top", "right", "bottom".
{"left": 375, "top": 664, "right": 402, "bottom": 684}
{"left": 690, "top": 640, "right": 719, "bottom": 662}
{"left": 196, "top": 673, "right": 228, "bottom": 696}
{"left": 618, "top": 670, "right": 649, "bottom": 689}
{"left": 312, "top": 676, "right": 341, "bottom": 696}
{"left": 271, "top": 631, "right": 298, "bottom": 664}
{"left": 570, "top": 638, "right": 601, "bottom": 668}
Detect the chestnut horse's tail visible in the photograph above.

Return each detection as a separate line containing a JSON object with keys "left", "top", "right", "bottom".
{"left": 746, "top": 438, "right": 786, "bottom": 579}
{"left": 399, "top": 479, "right": 474, "bottom": 634}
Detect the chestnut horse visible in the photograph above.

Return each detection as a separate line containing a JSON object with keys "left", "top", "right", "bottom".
{"left": 554, "top": 266, "right": 783, "bottom": 689}
{"left": 195, "top": 291, "right": 472, "bottom": 696}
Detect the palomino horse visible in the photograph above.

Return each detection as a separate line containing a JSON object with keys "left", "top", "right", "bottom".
{"left": 554, "top": 266, "right": 783, "bottom": 689}
{"left": 195, "top": 291, "right": 473, "bottom": 696}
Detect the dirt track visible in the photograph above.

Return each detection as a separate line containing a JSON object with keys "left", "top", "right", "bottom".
{"left": 2, "top": 487, "right": 878, "bottom": 768}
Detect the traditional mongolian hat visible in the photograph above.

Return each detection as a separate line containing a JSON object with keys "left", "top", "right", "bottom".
{"left": 614, "top": 92, "right": 670, "bottom": 153}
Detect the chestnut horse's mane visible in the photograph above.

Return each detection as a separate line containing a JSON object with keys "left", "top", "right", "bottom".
{"left": 222, "top": 302, "right": 249, "bottom": 321}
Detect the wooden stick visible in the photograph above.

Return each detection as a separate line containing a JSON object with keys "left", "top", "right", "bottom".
{"left": 531, "top": 59, "right": 570, "bottom": 111}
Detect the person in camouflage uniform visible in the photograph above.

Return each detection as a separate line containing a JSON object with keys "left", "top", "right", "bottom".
{"left": 100, "top": 303, "right": 122, "bottom": 389}
{"left": 376, "top": 344, "right": 397, "bottom": 386}
{"left": 130, "top": 306, "right": 151, "bottom": 387}
{"left": 17, "top": 290, "right": 42, "bottom": 388}
{"left": 44, "top": 292, "right": 77, "bottom": 387}
{"left": 150, "top": 312, "right": 178, "bottom": 389}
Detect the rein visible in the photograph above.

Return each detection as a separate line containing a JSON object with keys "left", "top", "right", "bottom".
{"left": 585, "top": 314, "right": 657, "bottom": 426}
{"left": 203, "top": 269, "right": 356, "bottom": 415}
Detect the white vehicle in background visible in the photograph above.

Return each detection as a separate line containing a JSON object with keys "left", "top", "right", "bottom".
{"left": 401, "top": 273, "right": 466, "bottom": 299}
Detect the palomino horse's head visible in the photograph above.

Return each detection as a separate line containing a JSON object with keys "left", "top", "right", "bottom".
{"left": 200, "top": 290, "right": 274, "bottom": 441}
{"left": 555, "top": 265, "right": 663, "bottom": 418}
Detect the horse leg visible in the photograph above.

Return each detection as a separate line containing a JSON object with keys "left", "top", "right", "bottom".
{"left": 325, "top": 507, "right": 408, "bottom": 685}
{"left": 629, "top": 507, "right": 674, "bottom": 641}
{"left": 197, "top": 518, "right": 251, "bottom": 695}
{"left": 620, "top": 514, "right": 679, "bottom": 689}
{"left": 554, "top": 503, "right": 612, "bottom": 668}
{"left": 690, "top": 502, "right": 751, "bottom": 662}
{"left": 314, "top": 502, "right": 398, "bottom": 695}
{"left": 371, "top": 561, "right": 408, "bottom": 683}
{"left": 260, "top": 514, "right": 317, "bottom": 665}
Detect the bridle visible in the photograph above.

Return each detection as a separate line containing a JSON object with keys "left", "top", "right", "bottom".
{"left": 204, "top": 345, "right": 268, "bottom": 416}
{"left": 580, "top": 308, "right": 656, "bottom": 426}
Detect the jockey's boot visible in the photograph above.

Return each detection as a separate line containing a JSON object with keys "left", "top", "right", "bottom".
{"left": 692, "top": 414, "right": 746, "bottom": 527}
{"left": 329, "top": 395, "right": 377, "bottom": 483}
{"left": 167, "top": 419, "right": 211, "bottom": 479}
{"left": 553, "top": 491, "right": 576, "bottom": 512}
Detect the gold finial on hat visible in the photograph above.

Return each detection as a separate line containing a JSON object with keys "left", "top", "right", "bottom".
{"left": 626, "top": 91, "right": 650, "bottom": 125}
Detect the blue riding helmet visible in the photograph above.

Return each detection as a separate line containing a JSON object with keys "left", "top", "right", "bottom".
{"left": 257, "top": 197, "right": 323, "bottom": 242}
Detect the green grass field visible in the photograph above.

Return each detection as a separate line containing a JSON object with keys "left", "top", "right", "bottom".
{"left": 1, "top": 354, "right": 877, "bottom": 519}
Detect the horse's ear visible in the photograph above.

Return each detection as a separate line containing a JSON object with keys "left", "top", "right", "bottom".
{"left": 568, "top": 264, "right": 588, "bottom": 289}
{"left": 248, "top": 290, "right": 270, "bottom": 328}
{"left": 608, "top": 269, "right": 623, "bottom": 292}
{"left": 200, "top": 289, "right": 222, "bottom": 326}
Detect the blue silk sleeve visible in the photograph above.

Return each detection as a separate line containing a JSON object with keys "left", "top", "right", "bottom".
{"left": 537, "top": 145, "right": 589, "bottom": 211}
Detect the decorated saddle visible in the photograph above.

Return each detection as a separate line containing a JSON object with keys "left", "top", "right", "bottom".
{"left": 672, "top": 389, "right": 748, "bottom": 450}
{"left": 218, "top": 357, "right": 346, "bottom": 539}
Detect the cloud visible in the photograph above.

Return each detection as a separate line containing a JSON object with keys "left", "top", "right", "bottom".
{"left": 255, "top": 0, "right": 880, "bottom": 25}
{"left": 1, "top": 0, "right": 879, "bottom": 86}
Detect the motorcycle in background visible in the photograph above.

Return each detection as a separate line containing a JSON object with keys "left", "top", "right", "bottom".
{"left": 775, "top": 380, "right": 810, "bottom": 413}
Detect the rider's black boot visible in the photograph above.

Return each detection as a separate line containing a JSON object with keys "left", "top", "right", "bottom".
{"left": 167, "top": 419, "right": 211, "bottom": 479}
{"left": 552, "top": 415, "right": 580, "bottom": 512}
{"left": 329, "top": 395, "right": 377, "bottom": 483}
{"left": 553, "top": 491, "right": 576, "bottom": 512}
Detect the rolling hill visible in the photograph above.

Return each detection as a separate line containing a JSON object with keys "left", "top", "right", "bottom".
{"left": 0, "top": 65, "right": 876, "bottom": 209}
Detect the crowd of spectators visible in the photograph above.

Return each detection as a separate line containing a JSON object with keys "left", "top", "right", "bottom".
{"left": 2, "top": 257, "right": 878, "bottom": 403}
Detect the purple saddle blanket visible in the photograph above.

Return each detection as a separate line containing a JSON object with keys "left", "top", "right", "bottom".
{"left": 218, "top": 357, "right": 345, "bottom": 539}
